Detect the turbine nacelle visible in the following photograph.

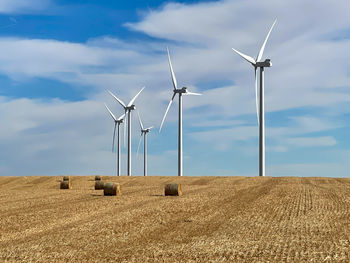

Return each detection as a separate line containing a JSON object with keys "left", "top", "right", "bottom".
{"left": 142, "top": 128, "right": 152, "bottom": 133}
{"left": 126, "top": 105, "right": 136, "bottom": 111}
{"left": 256, "top": 59, "right": 272, "bottom": 68}
{"left": 115, "top": 119, "right": 124, "bottom": 124}
{"left": 175, "top": 87, "right": 188, "bottom": 94}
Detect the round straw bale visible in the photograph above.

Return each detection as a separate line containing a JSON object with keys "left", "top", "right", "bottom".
{"left": 103, "top": 182, "right": 121, "bottom": 196}
{"left": 63, "top": 176, "right": 70, "bottom": 181}
{"left": 164, "top": 183, "right": 182, "bottom": 196}
{"left": 95, "top": 180, "right": 104, "bottom": 190}
{"left": 60, "top": 180, "right": 72, "bottom": 189}
{"left": 95, "top": 175, "right": 102, "bottom": 181}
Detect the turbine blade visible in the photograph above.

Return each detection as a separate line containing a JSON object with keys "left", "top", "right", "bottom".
{"left": 159, "top": 93, "right": 176, "bottom": 132}
{"left": 112, "top": 122, "right": 117, "bottom": 152}
{"left": 167, "top": 47, "right": 178, "bottom": 90}
{"left": 117, "top": 113, "right": 125, "bottom": 121}
{"left": 232, "top": 48, "right": 256, "bottom": 65}
{"left": 108, "top": 90, "right": 126, "bottom": 109}
{"left": 124, "top": 110, "right": 127, "bottom": 148}
{"left": 104, "top": 103, "right": 117, "bottom": 121}
{"left": 128, "top": 86, "right": 145, "bottom": 107}
{"left": 184, "top": 91, "right": 202, "bottom": 96}
{"left": 146, "top": 126, "right": 154, "bottom": 130}
{"left": 137, "top": 111, "right": 144, "bottom": 130}
{"left": 136, "top": 133, "right": 143, "bottom": 157}
{"left": 255, "top": 68, "right": 259, "bottom": 125}
{"left": 256, "top": 19, "right": 277, "bottom": 62}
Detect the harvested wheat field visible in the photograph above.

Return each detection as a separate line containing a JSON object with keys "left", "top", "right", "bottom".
{"left": 0, "top": 176, "right": 350, "bottom": 262}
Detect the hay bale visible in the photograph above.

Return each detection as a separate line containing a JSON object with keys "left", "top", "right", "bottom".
{"left": 63, "top": 176, "right": 70, "bottom": 181}
{"left": 164, "top": 183, "right": 182, "bottom": 196}
{"left": 60, "top": 180, "right": 72, "bottom": 189}
{"left": 103, "top": 182, "right": 121, "bottom": 196}
{"left": 95, "top": 180, "right": 104, "bottom": 190}
{"left": 95, "top": 175, "right": 102, "bottom": 181}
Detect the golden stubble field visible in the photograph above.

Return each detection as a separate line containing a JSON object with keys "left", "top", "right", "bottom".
{"left": 0, "top": 176, "right": 350, "bottom": 262}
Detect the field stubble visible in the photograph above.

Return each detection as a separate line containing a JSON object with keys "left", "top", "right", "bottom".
{"left": 0, "top": 176, "right": 349, "bottom": 262}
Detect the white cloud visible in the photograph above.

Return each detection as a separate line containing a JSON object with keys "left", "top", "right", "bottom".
{"left": 0, "top": 38, "right": 140, "bottom": 83}
{"left": 190, "top": 115, "right": 340, "bottom": 152}
{"left": 191, "top": 119, "right": 246, "bottom": 128}
{"left": 191, "top": 126, "right": 256, "bottom": 143}
{"left": 286, "top": 136, "right": 337, "bottom": 147}
{"left": 127, "top": 0, "right": 350, "bottom": 46}
{"left": 0, "top": 0, "right": 51, "bottom": 14}
{"left": 268, "top": 116, "right": 342, "bottom": 137}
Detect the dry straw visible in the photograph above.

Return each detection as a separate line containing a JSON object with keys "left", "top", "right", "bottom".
{"left": 164, "top": 183, "right": 182, "bottom": 196}
{"left": 95, "top": 181, "right": 104, "bottom": 190}
{"left": 95, "top": 175, "right": 102, "bottom": 181}
{"left": 63, "top": 176, "right": 70, "bottom": 181}
{"left": 104, "top": 182, "right": 121, "bottom": 196}
{"left": 60, "top": 180, "right": 72, "bottom": 189}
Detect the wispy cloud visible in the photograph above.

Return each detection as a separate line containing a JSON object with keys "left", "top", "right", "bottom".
{"left": 190, "top": 116, "right": 340, "bottom": 152}
{"left": 0, "top": 38, "right": 140, "bottom": 82}
{"left": 286, "top": 136, "right": 337, "bottom": 147}
{"left": 0, "top": 0, "right": 52, "bottom": 14}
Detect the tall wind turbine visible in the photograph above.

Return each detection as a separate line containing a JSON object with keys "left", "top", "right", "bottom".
{"left": 136, "top": 111, "right": 153, "bottom": 177}
{"left": 159, "top": 48, "right": 202, "bottom": 177}
{"left": 231, "top": 19, "right": 277, "bottom": 177}
{"left": 104, "top": 103, "right": 125, "bottom": 176}
{"left": 108, "top": 87, "right": 145, "bottom": 176}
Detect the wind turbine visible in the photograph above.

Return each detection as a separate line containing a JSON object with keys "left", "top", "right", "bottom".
{"left": 108, "top": 87, "right": 145, "bottom": 176}
{"left": 136, "top": 111, "right": 153, "bottom": 177}
{"left": 231, "top": 19, "right": 277, "bottom": 177}
{"left": 104, "top": 103, "right": 125, "bottom": 176}
{"left": 159, "top": 48, "right": 202, "bottom": 177}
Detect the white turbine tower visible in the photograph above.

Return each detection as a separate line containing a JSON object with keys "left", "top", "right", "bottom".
{"left": 136, "top": 111, "right": 153, "bottom": 177}
{"left": 159, "top": 48, "right": 202, "bottom": 177}
{"left": 104, "top": 103, "right": 125, "bottom": 176}
{"left": 231, "top": 19, "right": 277, "bottom": 177}
{"left": 108, "top": 87, "right": 145, "bottom": 176}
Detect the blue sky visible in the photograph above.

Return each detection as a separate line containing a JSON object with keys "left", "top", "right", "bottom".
{"left": 0, "top": 0, "right": 350, "bottom": 177}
